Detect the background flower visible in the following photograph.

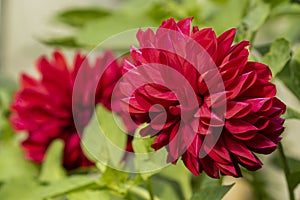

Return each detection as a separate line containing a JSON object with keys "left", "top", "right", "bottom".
{"left": 10, "top": 50, "right": 129, "bottom": 170}
{"left": 122, "top": 17, "right": 286, "bottom": 178}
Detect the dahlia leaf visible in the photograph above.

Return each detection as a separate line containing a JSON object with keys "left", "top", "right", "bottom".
{"left": 262, "top": 0, "right": 289, "bottom": 8}
{"left": 82, "top": 105, "right": 127, "bottom": 167}
{"left": 149, "top": 176, "right": 182, "bottom": 200}
{"left": 39, "top": 175, "right": 97, "bottom": 198}
{"left": 157, "top": 162, "right": 192, "bottom": 199}
{"left": 278, "top": 46, "right": 300, "bottom": 100}
{"left": 55, "top": 7, "right": 111, "bottom": 27}
{"left": 0, "top": 140, "right": 38, "bottom": 181}
{"left": 209, "top": 0, "right": 248, "bottom": 33}
{"left": 100, "top": 167, "right": 129, "bottom": 186}
{"left": 238, "top": 1, "right": 270, "bottom": 40}
{"left": 289, "top": 171, "right": 300, "bottom": 190}
{"left": 190, "top": 184, "right": 234, "bottom": 200}
{"left": 270, "top": 2, "right": 300, "bottom": 17}
{"left": 0, "top": 89, "right": 14, "bottom": 141}
{"left": 283, "top": 106, "right": 300, "bottom": 119}
{"left": 271, "top": 155, "right": 300, "bottom": 174}
{"left": 75, "top": 14, "right": 156, "bottom": 49}
{"left": 98, "top": 166, "right": 146, "bottom": 197}
{"left": 39, "top": 140, "right": 66, "bottom": 183}
{"left": 0, "top": 177, "right": 42, "bottom": 200}
{"left": 132, "top": 124, "right": 155, "bottom": 153}
{"left": 39, "top": 36, "right": 83, "bottom": 48}
{"left": 242, "top": 170, "right": 275, "bottom": 200}
{"left": 262, "top": 38, "right": 291, "bottom": 77}
{"left": 0, "top": 89, "right": 11, "bottom": 112}
{"left": 67, "top": 190, "right": 110, "bottom": 200}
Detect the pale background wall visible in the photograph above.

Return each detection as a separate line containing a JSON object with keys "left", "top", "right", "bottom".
{"left": 0, "top": 0, "right": 299, "bottom": 199}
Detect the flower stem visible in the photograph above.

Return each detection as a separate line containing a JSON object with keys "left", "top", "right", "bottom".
{"left": 278, "top": 142, "right": 295, "bottom": 200}
{"left": 147, "top": 177, "right": 155, "bottom": 200}
{"left": 129, "top": 186, "right": 159, "bottom": 200}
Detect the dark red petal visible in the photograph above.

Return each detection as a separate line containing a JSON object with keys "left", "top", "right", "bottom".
{"left": 177, "top": 17, "right": 193, "bottom": 36}
{"left": 226, "top": 101, "right": 251, "bottom": 119}
{"left": 216, "top": 28, "right": 236, "bottom": 65}
{"left": 182, "top": 152, "right": 200, "bottom": 176}
{"left": 226, "top": 119, "right": 258, "bottom": 134}
{"left": 245, "top": 133, "right": 277, "bottom": 154}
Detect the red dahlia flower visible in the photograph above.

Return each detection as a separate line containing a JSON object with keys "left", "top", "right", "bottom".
{"left": 122, "top": 18, "right": 286, "bottom": 178}
{"left": 10, "top": 50, "right": 131, "bottom": 170}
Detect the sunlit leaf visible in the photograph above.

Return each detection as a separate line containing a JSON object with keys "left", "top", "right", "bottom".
{"left": 209, "top": 0, "right": 248, "bottom": 34}
{"left": 39, "top": 175, "right": 97, "bottom": 198}
{"left": 67, "top": 190, "right": 110, "bottom": 200}
{"left": 81, "top": 105, "right": 126, "bottom": 167}
{"left": 39, "top": 140, "right": 66, "bottom": 183}
{"left": 0, "top": 178, "right": 42, "bottom": 200}
{"left": 0, "top": 140, "right": 38, "bottom": 181}
{"left": 75, "top": 14, "right": 156, "bottom": 49}
{"left": 158, "top": 162, "right": 192, "bottom": 199}
{"left": 262, "top": 38, "right": 291, "bottom": 77}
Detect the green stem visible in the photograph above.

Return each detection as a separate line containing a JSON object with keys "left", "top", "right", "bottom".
{"left": 278, "top": 142, "right": 295, "bottom": 200}
{"left": 129, "top": 185, "right": 159, "bottom": 200}
{"left": 147, "top": 177, "right": 154, "bottom": 200}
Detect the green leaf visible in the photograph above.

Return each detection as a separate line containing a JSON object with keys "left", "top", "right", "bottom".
{"left": 0, "top": 89, "right": 11, "bottom": 111}
{"left": 132, "top": 124, "right": 155, "bottom": 154}
{"left": 67, "top": 190, "right": 110, "bottom": 200}
{"left": 39, "top": 140, "right": 66, "bottom": 183}
{"left": 278, "top": 46, "right": 300, "bottom": 100}
{"left": 270, "top": 2, "right": 300, "bottom": 17}
{"left": 242, "top": 170, "right": 275, "bottom": 200}
{"left": 0, "top": 178, "right": 42, "bottom": 200}
{"left": 271, "top": 155, "right": 300, "bottom": 173}
{"left": 0, "top": 140, "right": 38, "bottom": 181}
{"left": 190, "top": 184, "right": 234, "bottom": 200}
{"left": 158, "top": 162, "right": 192, "bottom": 199}
{"left": 283, "top": 106, "right": 300, "bottom": 119}
{"left": 39, "top": 175, "right": 97, "bottom": 198}
{"left": 237, "top": 1, "right": 270, "bottom": 40}
{"left": 81, "top": 105, "right": 126, "bottom": 167}
{"left": 262, "top": 38, "right": 291, "bottom": 77}
{"left": 39, "top": 36, "right": 82, "bottom": 48}
{"left": 146, "top": 0, "right": 202, "bottom": 24}
{"left": 75, "top": 14, "right": 156, "bottom": 49}
{"left": 263, "top": 0, "right": 289, "bottom": 7}
{"left": 100, "top": 167, "right": 129, "bottom": 187}
{"left": 289, "top": 171, "right": 300, "bottom": 190}
{"left": 55, "top": 7, "right": 111, "bottom": 27}
{"left": 208, "top": 0, "right": 248, "bottom": 34}
{"left": 142, "top": 176, "right": 184, "bottom": 200}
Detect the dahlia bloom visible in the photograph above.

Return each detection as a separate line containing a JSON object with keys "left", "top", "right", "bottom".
{"left": 122, "top": 18, "right": 286, "bottom": 178}
{"left": 10, "top": 50, "right": 130, "bottom": 170}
